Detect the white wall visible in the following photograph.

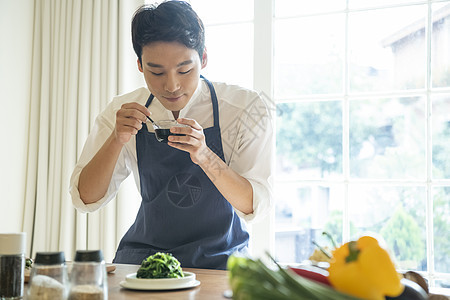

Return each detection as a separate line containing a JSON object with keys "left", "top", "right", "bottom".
{"left": 0, "top": 0, "right": 34, "bottom": 232}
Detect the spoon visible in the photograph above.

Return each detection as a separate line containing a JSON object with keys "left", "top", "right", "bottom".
{"left": 146, "top": 115, "right": 159, "bottom": 129}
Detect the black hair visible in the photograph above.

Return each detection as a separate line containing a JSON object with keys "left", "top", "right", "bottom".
{"left": 131, "top": 1, "right": 205, "bottom": 65}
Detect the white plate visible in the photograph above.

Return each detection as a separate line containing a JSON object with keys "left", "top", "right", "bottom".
{"left": 119, "top": 271, "right": 200, "bottom": 291}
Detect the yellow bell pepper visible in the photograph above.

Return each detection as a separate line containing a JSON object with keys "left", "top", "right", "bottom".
{"left": 328, "top": 236, "right": 404, "bottom": 300}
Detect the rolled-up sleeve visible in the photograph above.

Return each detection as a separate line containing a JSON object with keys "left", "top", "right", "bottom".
{"left": 227, "top": 93, "right": 274, "bottom": 223}
{"left": 69, "top": 108, "right": 132, "bottom": 213}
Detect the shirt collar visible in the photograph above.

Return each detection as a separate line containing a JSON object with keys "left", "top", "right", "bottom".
{"left": 148, "top": 78, "right": 204, "bottom": 120}
{"left": 178, "top": 78, "right": 203, "bottom": 118}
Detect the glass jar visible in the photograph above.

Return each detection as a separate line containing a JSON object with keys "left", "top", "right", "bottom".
{"left": 68, "top": 250, "right": 107, "bottom": 300}
{"left": 0, "top": 232, "right": 26, "bottom": 300}
{"left": 28, "top": 252, "right": 68, "bottom": 299}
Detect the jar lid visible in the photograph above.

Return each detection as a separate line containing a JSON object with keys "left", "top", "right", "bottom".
{"left": 74, "top": 250, "right": 104, "bottom": 262}
{"left": 0, "top": 233, "right": 26, "bottom": 255}
{"left": 34, "top": 251, "right": 65, "bottom": 265}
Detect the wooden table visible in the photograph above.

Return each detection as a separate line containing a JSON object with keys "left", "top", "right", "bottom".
{"left": 25, "top": 264, "right": 231, "bottom": 299}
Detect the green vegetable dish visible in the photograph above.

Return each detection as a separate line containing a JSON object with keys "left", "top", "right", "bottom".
{"left": 136, "top": 252, "right": 184, "bottom": 279}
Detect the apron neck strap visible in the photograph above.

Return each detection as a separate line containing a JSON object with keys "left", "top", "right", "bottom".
{"left": 145, "top": 94, "right": 154, "bottom": 108}
{"left": 200, "top": 75, "right": 220, "bottom": 128}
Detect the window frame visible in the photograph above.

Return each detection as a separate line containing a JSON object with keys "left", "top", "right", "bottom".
{"left": 251, "top": 0, "right": 450, "bottom": 288}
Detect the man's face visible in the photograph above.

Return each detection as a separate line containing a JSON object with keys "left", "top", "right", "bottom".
{"left": 138, "top": 41, "right": 206, "bottom": 113}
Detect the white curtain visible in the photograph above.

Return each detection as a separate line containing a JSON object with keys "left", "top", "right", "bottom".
{"left": 22, "top": 0, "right": 144, "bottom": 262}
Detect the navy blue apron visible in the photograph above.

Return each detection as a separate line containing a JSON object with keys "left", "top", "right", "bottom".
{"left": 113, "top": 76, "right": 249, "bottom": 269}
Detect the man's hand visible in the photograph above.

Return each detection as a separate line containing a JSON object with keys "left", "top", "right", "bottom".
{"left": 79, "top": 102, "right": 150, "bottom": 203}
{"left": 114, "top": 102, "right": 150, "bottom": 144}
{"left": 167, "top": 117, "right": 254, "bottom": 214}
{"left": 167, "top": 117, "right": 211, "bottom": 165}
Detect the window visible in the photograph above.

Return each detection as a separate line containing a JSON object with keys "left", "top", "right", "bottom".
{"left": 273, "top": 0, "right": 450, "bottom": 290}
{"left": 191, "top": 0, "right": 450, "bottom": 290}
{"left": 190, "top": 0, "right": 254, "bottom": 88}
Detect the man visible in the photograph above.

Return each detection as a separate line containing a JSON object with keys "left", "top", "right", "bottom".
{"left": 70, "top": 0, "right": 272, "bottom": 269}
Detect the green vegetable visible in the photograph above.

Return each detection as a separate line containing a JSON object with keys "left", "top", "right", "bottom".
{"left": 136, "top": 252, "right": 184, "bottom": 279}
{"left": 25, "top": 258, "right": 33, "bottom": 270}
{"left": 322, "top": 231, "right": 338, "bottom": 249}
{"left": 227, "top": 252, "right": 360, "bottom": 300}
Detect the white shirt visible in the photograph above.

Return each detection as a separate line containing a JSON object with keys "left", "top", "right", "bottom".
{"left": 70, "top": 79, "right": 273, "bottom": 223}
